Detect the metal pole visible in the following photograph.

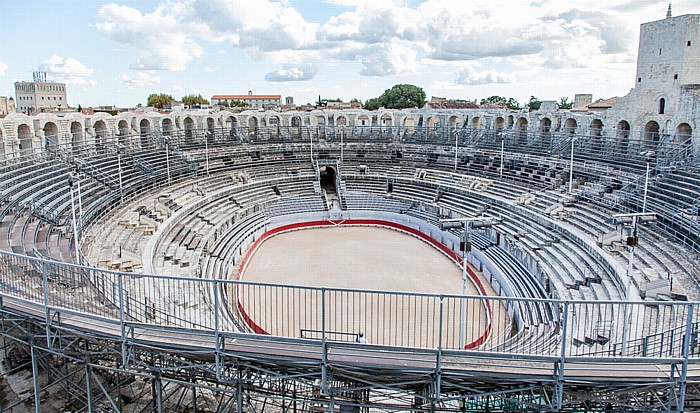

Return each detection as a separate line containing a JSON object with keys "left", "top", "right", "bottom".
{"left": 340, "top": 128, "right": 344, "bottom": 163}
{"left": 117, "top": 150, "right": 124, "bottom": 204}
{"left": 31, "top": 340, "right": 41, "bottom": 413}
{"left": 642, "top": 161, "right": 649, "bottom": 213}
{"left": 77, "top": 178, "right": 83, "bottom": 220}
{"left": 621, "top": 216, "right": 637, "bottom": 356}
{"left": 500, "top": 138, "right": 505, "bottom": 178}
{"left": 204, "top": 132, "right": 210, "bottom": 176}
{"left": 460, "top": 225, "right": 468, "bottom": 349}
{"left": 69, "top": 177, "right": 80, "bottom": 262}
{"left": 454, "top": 130, "right": 458, "bottom": 171}
{"left": 165, "top": 144, "right": 171, "bottom": 185}
{"left": 310, "top": 131, "right": 314, "bottom": 162}
{"left": 86, "top": 360, "right": 94, "bottom": 413}
{"left": 569, "top": 138, "right": 575, "bottom": 193}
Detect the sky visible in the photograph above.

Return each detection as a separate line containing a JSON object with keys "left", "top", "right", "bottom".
{"left": 0, "top": 0, "right": 695, "bottom": 108}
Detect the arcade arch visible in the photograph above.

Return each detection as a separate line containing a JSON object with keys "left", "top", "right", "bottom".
{"left": 17, "top": 124, "right": 32, "bottom": 154}
{"left": 676, "top": 123, "right": 692, "bottom": 144}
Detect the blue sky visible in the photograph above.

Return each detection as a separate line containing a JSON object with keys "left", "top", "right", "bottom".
{"left": 0, "top": 1, "right": 695, "bottom": 108}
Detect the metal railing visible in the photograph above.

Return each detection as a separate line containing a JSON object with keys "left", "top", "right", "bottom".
{"left": 0, "top": 249, "right": 698, "bottom": 361}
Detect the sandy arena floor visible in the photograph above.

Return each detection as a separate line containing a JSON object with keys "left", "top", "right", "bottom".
{"left": 238, "top": 226, "right": 495, "bottom": 348}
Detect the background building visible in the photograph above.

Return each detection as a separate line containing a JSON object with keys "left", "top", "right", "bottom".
{"left": 14, "top": 71, "right": 68, "bottom": 114}
{"left": 0, "top": 96, "right": 16, "bottom": 115}
{"left": 211, "top": 91, "right": 281, "bottom": 108}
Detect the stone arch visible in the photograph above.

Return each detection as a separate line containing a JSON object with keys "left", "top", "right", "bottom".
{"left": 564, "top": 118, "right": 577, "bottom": 135}
{"left": 494, "top": 117, "right": 505, "bottom": 133}
{"left": 248, "top": 116, "right": 258, "bottom": 129}
{"left": 589, "top": 119, "right": 603, "bottom": 136}
{"left": 17, "top": 124, "right": 33, "bottom": 154}
{"left": 43, "top": 121, "right": 59, "bottom": 149}
{"left": 506, "top": 115, "right": 514, "bottom": 129}
{"left": 645, "top": 120, "right": 660, "bottom": 142}
{"left": 380, "top": 113, "right": 393, "bottom": 127}
{"left": 0, "top": 127, "right": 5, "bottom": 160}
{"left": 291, "top": 116, "right": 302, "bottom": 127}
{"left": 357, "top": 115, "right": 369, "bottom": 127}
{"left": 314, "top": 115, "right": 326, "bottom": 127}
{"left": 93, "top": 120, "right": 108, "bottom": 146}
{"left": 471, "top": 116, "right": 481, "bottom": 129}
{"left": 676, "top": 123, "right": 692, "bottom": 144}
{"left": 616, "top": 120, "right": 631, "bottom": 153}
{"left": 516, "top": 117, "right": 528, "bottom": 143}
{"left": 336, "top": 116, "right": 347, "bottom": 126}
{"left": 184, "top": 116, "right": 196, "bottom": 142}
{"left": 162, "top": 118, "right": 174, "bottom": 135}
{"left": 139, "top": 118, "right": 151, "bottom": 148}
{"left": 71, "top": 121, "right": 83, "bottom": 149}
{"left": 226, "top": 116, "right": 238, "bottom": 138}
{"left": 448, "top": 115, "right": 459, "bottom": 129}
{"left": 117, "top": 120, "right": 130, "bottom": 145}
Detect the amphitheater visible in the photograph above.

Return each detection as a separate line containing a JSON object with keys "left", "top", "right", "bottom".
{"left": 0, "top": 13, "right": 699, "bottom": 413}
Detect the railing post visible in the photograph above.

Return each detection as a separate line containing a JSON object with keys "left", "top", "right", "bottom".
{"left": 679, "top": 303, "right": 694, "bottom": 410}
{"left": 556, "top": 301, "right": 569, "bottom": 411}
{"left": 118, "top": 272, "right": 127, "bottom": 367}
{"left": 41, "top": 260, "right": 51, "bottom": 346}
{"left": 435, "top": 296, "right": 444, "bottom": 404}
{"left": 321, "top": 287, "right": 328, "bottom": 393}
{"left": 214, "top": 279, "right": 221, "bottom": 381}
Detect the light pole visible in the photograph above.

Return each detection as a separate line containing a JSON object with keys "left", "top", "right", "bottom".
{"left": 568, "top": 136, "right": 576, "bottom": 193}
{"left": 204, "top": 131, "right": 210, "bottom": 176}
{"left": 454, "top": 129, "right": 459, "bottom": 171}
{"left": 609, "top": 212, "right": 657, "bottom": 355}
{"left": 117, "top": 144, "right": 124, "bottom": 204}
{"left": 640, "top": 151, "right": 654, "bottom": 213}
{"left": 68, "top": 175, "right": 80, "bottom": 262}
{"left": 340, "top": 127, "right": 344, "bottom": 163}
{"left": 499, "top": 136, "right": 505, "bottom": 178}
{"left": 441, "top": 217, "right": 500, "bottom": 348}
{"left": 165, "top": 141, "right": 171, "bottom": 185}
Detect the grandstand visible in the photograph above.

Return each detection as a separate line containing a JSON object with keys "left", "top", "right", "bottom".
{"left": 0, "top": 13, "right": 699, "bottom": 413}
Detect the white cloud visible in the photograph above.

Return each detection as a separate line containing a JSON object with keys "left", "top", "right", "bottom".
{"left": 359, "top": 43, "right": 420, "bottom": 76}
{"left": 39, "top": 55, "right": 95, "bottom": 85}
{"left": 265, "top": 63, "right": 318, "bottom": 82}
{"left": 456, "top": 66, "right": 515, "bottom": 85}
{"left": 97, "top": 3, "right": 204, "bottom": 71}
{"left": 120, "top": 71, "right": 160, "bottom": 88}
{"left": 0, "top": 60, "right": 7, "bottom": 76}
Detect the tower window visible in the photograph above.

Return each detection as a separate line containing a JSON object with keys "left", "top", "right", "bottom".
{"left": 674, "top": 74, "right": 679, "bottom": 80}
{"left": 638, "top": 77, "right": 642, "bottom": 83}
{"left": 659, "top": 98, "right": 666, "bottom": 115}
{"left": 689, "top": 41, "right": 692, "bottom": 46}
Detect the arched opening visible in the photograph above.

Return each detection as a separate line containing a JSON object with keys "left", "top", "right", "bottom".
{"left": 676, "top": 123, "right": 692, "bottom": 144}
{"left": 71, "top": 121, "right": 83, "bottom": 150}
{"left": 590, "top": 119, "right": 604, "bottom": 153}
{"left": 139, "top": 118, "right": 151, "bottom": 149}
{"left": 564, "top": 118, "right": 577, "bottom": 136}
{"left": 336, "top": 116, "right": 347, "bottom": 126}
{"left": 506, "top": 115, "right": 514, "bottom": 129}
{"left": 380, "top": 114, "right": 393, "bottom": 127}
{"left": 659, "top": 98, "right": 666, "bottom": 115}
{"left": 206, "top": 117, "right": 217, "bottom": 143}
{"left": 162, "top": 118, "right": 174, "bottom": 135}
{"left": 184, "top": 117, "right": 195, "bottom": 143}
{"left": 448, "top": 116, "right": 459, "bottom": 130}
{"left": 319, "top": 165, "right": 337, "bottom": 194}
{"left": 118, "top": 120, "right": 129, "bottom": 145}
{"left": 248, "top": 116, "right": 258, "bottom": 138}
{"left": 226, "top": 116, "right": 238, "bottom": 138}
{"left": 494, "top": 117, "right": 505, "bottom": 132}
{"left": 0, "top": 128, "right": 5, "bottom": 160}
{"left": 471, "top": 117, "right": 481, "bottom": 129}
{"left": 516, "top": 117, "right": 528, "bottom": 144}
{"left": 43, "top": 122, "right": 59, "bottom": 149}
{"left": 616, "top": 120, "right": 631, "bottom": 153}
{"left": 357, "top": 115, "right": 369, "bottom": 127}
{"left": 93, "top": 120, "right": 107, "bottom": 146}
{"left": 645, "top": 121, "right": 660, "bottom": 142}
{"left": 539, "top": 117, "right": 552, "bottom": 147}
{"left": 17, "top": 124, "right": 33, "bottom": 155}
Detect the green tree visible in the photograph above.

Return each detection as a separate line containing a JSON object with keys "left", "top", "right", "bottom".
{"left": 527, "top": 96, "right": 542, "bottom": 112}
{"left": 230, "top": 100, "right": 248, "bottom": 108}
{"left": 364, "top": 84, "right": 426, "bottom": 110}
{"left": 182, "top": 94, "right": 209, "bottom": 106}
{"left": 147, "top": 93, "right": 174, "bottom": 109}
{"left": 506, "top": 98, "right": 521, "bottom": 110}
{"left": 558, "top": 97, "right": 573, "bottom": 109}
{"left": 480, "top": 96, "right": 508, "bottom": 105}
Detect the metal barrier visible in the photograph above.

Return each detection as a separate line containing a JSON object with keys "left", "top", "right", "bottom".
{"left": 0, "top": 249, "right": 698, "bottom": 361}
